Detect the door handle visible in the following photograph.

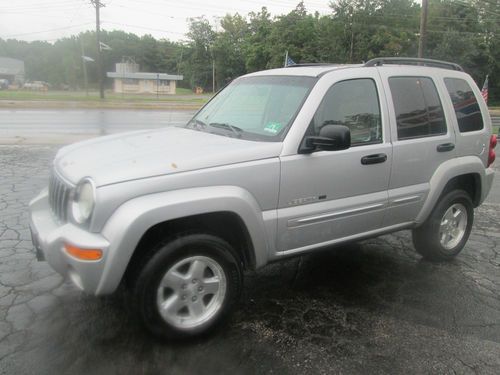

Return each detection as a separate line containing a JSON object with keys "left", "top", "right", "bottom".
{"left": 361, "top": 153, "right": 387, "bottom": 165}
{"left": 437, "top": 143, "right": 455, "bottom": 152}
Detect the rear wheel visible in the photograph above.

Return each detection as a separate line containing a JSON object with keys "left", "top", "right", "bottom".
{"left": 132, "top": 234, "right": 242, "bottom": 339}
{"left": 412, "top": 190, "right": 473, "bottom": 261}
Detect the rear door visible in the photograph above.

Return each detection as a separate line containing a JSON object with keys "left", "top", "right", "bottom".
{"left": 378, "top": 68, "right": 457, "bottom": 226}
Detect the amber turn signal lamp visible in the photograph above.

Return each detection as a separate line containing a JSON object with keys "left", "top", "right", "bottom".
{"left": 64, "top": 243, "right": 103, "bottom": 261}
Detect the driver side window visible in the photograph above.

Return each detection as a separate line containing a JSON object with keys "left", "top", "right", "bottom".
{"left": 310, "top": 78, "right": 382, "bottom": 146}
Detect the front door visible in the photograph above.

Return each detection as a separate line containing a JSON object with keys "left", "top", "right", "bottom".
{"left": 276, "top": 71, "right": 392, "bottom": 254}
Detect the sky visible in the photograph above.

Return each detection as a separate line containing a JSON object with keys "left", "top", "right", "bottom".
{"left": 0, "top": 0, "right": 334, "bottom": 43}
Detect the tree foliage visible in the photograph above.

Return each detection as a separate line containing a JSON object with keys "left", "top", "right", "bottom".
{"left": 0, "top": 0, "right": 498, "bottom": 102}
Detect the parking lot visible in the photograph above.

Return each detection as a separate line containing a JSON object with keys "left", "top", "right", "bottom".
{"left": 1, "top": 114, "right": 500, "bottom": 374}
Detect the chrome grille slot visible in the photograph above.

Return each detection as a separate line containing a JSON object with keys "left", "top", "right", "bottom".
{"left": 48, "top": 171, "right": 72, "bottom": 223}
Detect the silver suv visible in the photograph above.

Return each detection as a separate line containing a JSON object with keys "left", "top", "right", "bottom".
{"left": 29, "top": 58, "right": 496, "bottom": 339}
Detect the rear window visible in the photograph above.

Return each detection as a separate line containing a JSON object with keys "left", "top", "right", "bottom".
{"left": 444, "top": 78, "right": 483, "bottom": 132}
{"left": 389, "top": 77, "right": 447, "bottom": 140}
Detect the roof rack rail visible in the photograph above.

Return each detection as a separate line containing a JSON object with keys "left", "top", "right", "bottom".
{"left": 364, "top": 57, "right": 463, "bottom": 71}
{"left": 285, "top": 63, "right": 335, "bottom": 68}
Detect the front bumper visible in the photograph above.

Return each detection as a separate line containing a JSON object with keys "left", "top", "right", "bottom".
{"left": 29, "top": 188, "right": 110, "bottom": 294}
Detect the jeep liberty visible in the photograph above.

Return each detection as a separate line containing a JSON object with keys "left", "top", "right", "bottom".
{"left": 29, "top": 58, "right": 496, "bottom": 338}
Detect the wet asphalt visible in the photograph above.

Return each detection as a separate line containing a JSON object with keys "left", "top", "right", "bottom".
{"left": 0, "top": 122, "right": 500, "bottom": 373}
{"left": 0, "top": 109, "right": 194, "bottom": 143}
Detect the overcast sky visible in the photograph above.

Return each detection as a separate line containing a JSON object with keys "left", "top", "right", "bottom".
{"left": 0, "top": 0, "right": 333, "bottom": 43}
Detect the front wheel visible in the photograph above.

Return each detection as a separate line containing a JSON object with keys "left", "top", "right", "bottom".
{"left": 132, "top": 234, "right": 242, "bottom": 339}
{"left": 412, "top": 190, "right": 474, "bottom": 261}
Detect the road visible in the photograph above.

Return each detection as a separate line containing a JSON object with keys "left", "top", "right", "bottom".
{"left": 0, "top": 110, "right": 500, "bottom": 374}
{"left": 0, "top": 109, "right": 195, "bottom": 143}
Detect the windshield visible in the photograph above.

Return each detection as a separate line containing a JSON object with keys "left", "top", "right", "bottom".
{"left": 185, "top": 75, "right": 318, "bottom": 141}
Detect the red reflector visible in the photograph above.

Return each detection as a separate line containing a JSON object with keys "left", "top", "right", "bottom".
{"left": 491, "top": 134, "right": 497, "bottom": 148}
{"left": 488, "top": 134, "right": 497, "bottom": 167}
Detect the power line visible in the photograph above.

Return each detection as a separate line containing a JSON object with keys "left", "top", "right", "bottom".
{"left": 1, "top": 2, "right": 81, "bottom": 12}
{"left": 69, "top": 0, "right": 87, "bottom": 25}
{"left": 112, "top": 4, "right": 185, "bottom": 20}
{"left": 127, "top": 0, "right": 256, "bottom": 15}
{"left": 454, "top": 0, "right": 500, "bottom": 17}
{"left": 102, "top": 21, "right": 186, "bottom": 35}
{"left": 2, "top": 23, "right": 94, "bottom": 38}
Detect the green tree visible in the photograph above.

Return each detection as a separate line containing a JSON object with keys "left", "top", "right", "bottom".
{"left": 213, "top": 14, "right": 248, "bottom": 88}
{"left": 184, "top": 17, "right": 215, "bottom": 90}
{"left": 245, "top": 7, "right": 273, "bottom": 71}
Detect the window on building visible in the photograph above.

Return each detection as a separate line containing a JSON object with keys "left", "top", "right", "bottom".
{"left": 389, "top": 77, "right": 446, "bottom": 140}
{"left": 309, "top": 78, "right": 382, "bottom": 145}
{"left": 444, "top": 78, "right": 483, "bottom": 132}
{"left": 123, "top": 79, "right": 138, "bottom": 85}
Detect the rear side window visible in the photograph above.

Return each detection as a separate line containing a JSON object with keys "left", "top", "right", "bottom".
{"left": 389, "top": 77, "right": 447, "bottom": 140}
{"left": 444, "top": 78, "right": 483, "bottom": 132}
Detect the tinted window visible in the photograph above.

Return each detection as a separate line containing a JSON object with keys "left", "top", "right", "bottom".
{"left": 389, "top": 77, "right": 447, "bottom": 139}
{"left": 310, "top": 79, "right": 382, "bottom": 145}
{"left": 444, "top": 78, "right": 483, "bottom": 132}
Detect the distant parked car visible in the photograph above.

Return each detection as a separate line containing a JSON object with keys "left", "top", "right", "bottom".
{"left": 0, "top": 79, "right": 8, "bottom": 90}
{"left": 23, "top": 81, "right": 49, "bottom": 91}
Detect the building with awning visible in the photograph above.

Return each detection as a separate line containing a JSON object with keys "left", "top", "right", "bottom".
{"left": 0, "top": 57, "right": 25, "bottom": 86}
{"left": 107, "top": 61, "right": 183, "bottom": 95}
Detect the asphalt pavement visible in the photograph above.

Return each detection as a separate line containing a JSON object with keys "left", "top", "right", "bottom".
{"left": 1, "top": 110, "right": 500, "bottom": 374}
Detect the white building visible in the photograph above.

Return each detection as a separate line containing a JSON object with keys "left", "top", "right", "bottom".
{"left": 107, "top": 61, "right": 183, "bottom": 95}
{"left": 0, "top": 57, "right": 25, "bottom": 85}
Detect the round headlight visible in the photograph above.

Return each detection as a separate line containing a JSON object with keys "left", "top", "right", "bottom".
{"left": 71, "top": 178, "right": 96, "bottom": 224}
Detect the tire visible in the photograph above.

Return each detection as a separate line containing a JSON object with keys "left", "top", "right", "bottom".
{"left": 412, "top": 189, "right": 474, "bottom": 261}
{"left": 131, "top": 233, "right": 243, "bottom": 339}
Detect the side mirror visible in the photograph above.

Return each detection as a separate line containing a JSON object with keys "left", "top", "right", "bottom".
{"left": 300, "top": 124, "right": 351, "bottom": 154}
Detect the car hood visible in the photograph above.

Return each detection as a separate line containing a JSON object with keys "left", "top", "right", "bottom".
{"left": 54, "top": 127, "right": 283, "bottom": 186}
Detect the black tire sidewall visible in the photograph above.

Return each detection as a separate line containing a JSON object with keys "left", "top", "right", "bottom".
{"left": 133, "top": 234, "right": 242, "bottom": 339}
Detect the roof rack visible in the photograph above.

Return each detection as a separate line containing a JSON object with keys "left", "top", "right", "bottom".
{"left": 364, "top": 57, "right": 463, "bottom": 72}
{"left": 285, "top": 63, "right": 336, "bottom": 68}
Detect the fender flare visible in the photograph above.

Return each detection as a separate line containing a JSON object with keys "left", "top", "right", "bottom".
{"left": 95, "top": 186, "right": 270, "bottom": 295}
{"left": 416, "top": 156, "right": 486, "bottom": 224}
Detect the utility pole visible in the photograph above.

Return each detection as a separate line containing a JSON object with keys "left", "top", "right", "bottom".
{"left": 156, "top": 73, "right": 159, "bottom": 99}
{"left": 418, "top": 0, "right": 428, "bottom": 58}
{"left": 91, "top": 0, "right": 105, "bottom": 99}
{"left": 80, "top": 37, "right": 89, "bottom": 96}
{"left": 349, "top": 6, "right": 355, "bottom": 63}
{"left": 212, "top": 58, "right": 215, "bottom": 93}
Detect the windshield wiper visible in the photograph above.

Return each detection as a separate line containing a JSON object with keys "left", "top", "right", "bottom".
{"left": 186, "top": 118, "right": 208, "bottom": 130}
{"left": 209, "top": 122, "right": 244, "bottom": 138}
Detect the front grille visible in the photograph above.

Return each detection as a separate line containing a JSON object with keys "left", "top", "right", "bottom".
{"left": 48, "top": 171, "right": 72, "bottom": 223}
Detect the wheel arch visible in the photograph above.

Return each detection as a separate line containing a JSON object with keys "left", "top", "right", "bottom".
{"left": 124, "top": 211, "right": 256, "bottom": 287}
{"left": 439, "top": 173, "right": 481, "bottom": 207}
{"left": 95, "top": 186, "right": 269, "bottom": 295}
{"left": 415, "top": 156, "right": 485, "bottom": 224}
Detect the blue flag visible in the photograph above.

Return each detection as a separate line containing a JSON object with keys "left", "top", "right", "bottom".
{"left": 286, "top": 55, "right": 296, "bottom": 67}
